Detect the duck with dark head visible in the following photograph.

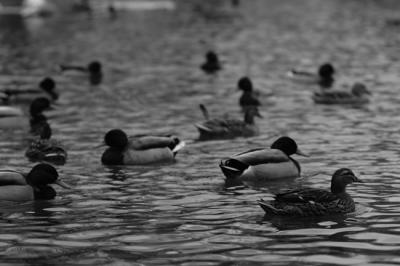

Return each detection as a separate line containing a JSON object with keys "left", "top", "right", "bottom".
{"left": 237, "top": 76, "right": 261, "bottom": 111}
{"left": 101, "top": 129, "right": 185, "bottom": 165}
{"left": 0, "top": 163, "right": 71, "bottom": 202}
{"left": 60, "top": 60, "right": 103, "bottom": 85}
{"left": 201, "top": 51, "right": 222, "bottom": 75}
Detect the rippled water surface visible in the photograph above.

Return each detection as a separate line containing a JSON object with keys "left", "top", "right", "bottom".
{"left": 1, "top": 0, "right": 400, "bottom": 265}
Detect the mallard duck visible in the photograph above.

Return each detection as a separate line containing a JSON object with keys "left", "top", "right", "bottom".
{"left": 313, "top": 82, "right": 370, "bottom": 104}
{"left": 2, "top": 77, "right": 59, "bottom": 103}
{"left": 201, "top": 51, "right": 222, "bottom": 75}
{"left": 219, "top": 136, "right": 308, "bottom": 181}
{"left": 237, "top": 77, "right": 261, "bottom": 111}
{"left": 25, "top": 123, "right": 67, "bottom": 165}
{"left": 0, "top": 97, "right": 53, "bottom": 133}
{"left": 101, "top": 129, "right": 186, "bottom": 165}
{"left": 195, "top": 104, "right": 261, "bottom": 140}
{"left": 287, "top": 63, "right": 335, "bottom": 89}
{"left": 0, "top": 163, "right": 71, "bottom": 202}
{"left": 60, "top": 61, "right": 102, "bottom": 85}
{"left": 258, "top": 168, "right": 362, "bottom": 216}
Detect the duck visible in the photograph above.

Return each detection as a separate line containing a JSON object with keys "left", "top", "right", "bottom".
{"left": 201, "top": 51, "right": 222, "bottom": 75}
{"left": 0, "top": 97, "right": 53, "bottom": 133}
{"left": 195, "top": 104, "right": 261, "bottom": 140}
{"left": 219, "top": 136, "right": 308, "bottom": 181}
{"left": 1, "top": 77, "right": 59, "bottom": 103}
{"left": 25, "top": 123, "right": 67, "bottom": 165}
{"left": 313, "top": 82, "right": 371, "bottom": 105}
{"left": 60, "top": 60, "right": 103, "bottom": 85}
{"left": 101, "top": 129, "right": 186, "bottom": 165}
{"left": 237, "top": 77, "right": 261, "bottom": 111}
{"left": 287, "top": 63, "right": 335, "bottom": 89}
{"left": 0, "top": 163, "right": 71, "bottom": 202}
{"left": 258, "top": 168, "right": 362, "bottom": 216}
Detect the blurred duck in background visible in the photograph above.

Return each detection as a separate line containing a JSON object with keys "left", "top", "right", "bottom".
{"left": 101, "top": 129, "right": 185, "bottom": 165}
{"left": 237, "top": 76, "right": 260, "bottom": 111}
{"left": 1, "top": 77, "right": 58, "bottom": 103}
{"left": 195, "top": 104, "right": 261, "bottom": 140}
{"left": 60, "top": 60, "right": 103, "bottom": 85}
{"left": 201, "top": 51, "right": 222, "bottom": 75}
{"left": 313, "top": 82, "right": 371, "bottom": 105}
{"left": 0, "top": 97, "right": 53, "bottom": 134}
{"left": 25, "top": 123, "right": 67, "bottom": 165}
{"left": 287, "top": 63, "right": 335, "bottom": 89}
{"left": 0, "top": 163, "right": 71, "bottom": 202}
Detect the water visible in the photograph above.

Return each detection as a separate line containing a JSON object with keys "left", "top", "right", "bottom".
{"left": 1, "top": 0, "right": 400, "bottom": 265}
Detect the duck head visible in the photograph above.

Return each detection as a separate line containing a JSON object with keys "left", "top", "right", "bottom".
{"left": 104, "top": 129, "right": 129, "bottom": 149}
{"left": 25, "top": 163, "right": 71, "bottom": 200}
{"left": 39, "top": 77, "right": 58, "bottom": 101}
{"left": 270, "top": 136, "right": 308, "bottom": 157}
{"left": 238, "top": 77, "right": 253, "bottom": 92}
{"left": 331, "top": 168, "right": 362, "bottom": 194}
{"left": 88, "top": 61, "right": 102, "bottom": 74}
{"left": 205, "top": 51, "right": 219, "bottom": 64}
{"left": 244, "top": 107, "right": 262, "bottom": 124}
{"left": 318, "top": 63, "right": 335, "bottom": 79}
{"left": 352, "top": 83, "right": 371, "bottom": 96}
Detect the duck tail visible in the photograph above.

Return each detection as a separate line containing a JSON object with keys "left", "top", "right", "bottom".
{"left": 258, "top": 199, "right": 281, "bottom": 215}
{"left": 199, "top": 104, "right": 210, "bottom": 120}
{"left": 171, "top": 139, "right": 185, "bottom": 155}
{"left": 219, "top": 159, "right": 247, "bottom": 179}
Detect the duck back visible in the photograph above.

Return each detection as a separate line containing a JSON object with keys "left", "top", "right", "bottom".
{"left": 0, "top": 186, "right": 34, "bottom": 202}
{"left": 241, "top": 161, "right": 300, "bottom": 181}
{"left": 124, "top": 147, "right": 175, "bottom": 165}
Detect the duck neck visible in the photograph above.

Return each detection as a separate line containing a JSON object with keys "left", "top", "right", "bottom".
{"left": 331, "top": 183, "right": 346, "bottom": 194}
{"left": 244, "top": 112, "right": 255, "bottom": 125}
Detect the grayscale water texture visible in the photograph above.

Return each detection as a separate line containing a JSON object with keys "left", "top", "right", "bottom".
{"left": 1, "top": 0, "right": 400, "bottom": 265}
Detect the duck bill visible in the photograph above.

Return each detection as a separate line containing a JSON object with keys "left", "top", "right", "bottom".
{"left": 94, "top": 142, "right": 106, "bottom": 149}
{"left": 354, "top": 176, "right": 363, "bottom": 183}
{"left": 55, "top": 180, "right": 72, "bottom": 189}
{"left": 295, "top": 149, "right": 309, "bottom": 157}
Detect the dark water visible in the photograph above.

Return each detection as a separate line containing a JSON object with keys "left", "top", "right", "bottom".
{"left": 1, "top": 0, "right": 400, "bottom": 265}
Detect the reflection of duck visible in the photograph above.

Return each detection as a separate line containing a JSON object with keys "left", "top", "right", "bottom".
{"left": 195, "top": 104, "right": 261, "bottom": 140}
{"left": 287, "top": 63, "right": 335, "bottom": 89}
{"left": 201, "top": 51, "right": 221, "bottom": 75}
{"left": 258, "top": 168, "right": 362, "bottom": 216}
{"left": 0, "top": 97, "right": 53, "bottom": 134}
{"left": 220, "top": 136, "right": 308, "bottom": 181}
{"left": 101, "top": 129, "right": 185, "bottom": 165}
{"left": 25, "top": 123, "right": 67, "bottom": 165}
{"left": 2, "top": 77, "right": 58, "bottom": 103}
{"left": 237, "top": 77, "right": 260, "bottom": 111}
{"left": 60, "top": 61, "right": 102, "bottom": 85}
{"left": 313, "top": 83, "right": 370, "bottom": 105}
{"left": 0, "top": 163, "right": 70, "bottom": 202}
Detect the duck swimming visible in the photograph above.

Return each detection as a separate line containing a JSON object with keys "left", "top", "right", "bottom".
{"left": 1, "top": 77, "right": 59, "bottom": 103}
{"left": 258, "top": 168, "right": 362, "bottom": 216}
{"left": 237, "top": 77, "right": 260, "bottom": 111}
{"left": 60, "top": 60, "right": 103, "bottom": 85}
{"left": 287, "top": 63, "right": 335, "bottom": 89}
{"left": 195, "top": 104, "right": 261, "bottom": 140}
{"left": 0, "top": 97, "right": 53, "bottom": 133}
{"left": 25, "top": 123, "right": 67, "bottom": 165}
{"left": 313, "top": 82, "right": 370, "bottom": 105}
{"left": 219, "top": 136, "right": 308, "bottom": 181}
{"left": 101, "top": 129, "right": 186, "bottom": 165}
{"left": 201, "top": 51, "right": 222, "bottom": 75}
{"left": 0, "top": 163, "right": 71, "bottom": 202}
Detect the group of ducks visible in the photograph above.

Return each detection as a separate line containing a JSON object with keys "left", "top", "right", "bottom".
{"left": 0, "top": 52, "right": 367, "bottom": 218}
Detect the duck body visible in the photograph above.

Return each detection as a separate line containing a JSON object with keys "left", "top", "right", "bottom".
{"left": 312, "top": 83, "right": 370, "bottom": 105}
{"left": 287, "top": 63, "right": 335, "bottom": 89}
{"left": 220, "top": 148, "right": 300, "bottom": 181}
{"left": 0, "top": 164, "right": 70, "bottom": 202}
{"left": 195, "top": 104, "right": 260, "bottom": 141}
{"left": 258, "top": 168, "right": 361, "bottom": 216}
{"left": 101, "top": 129, "right": 185, "bottom": 165}
{"left": 26, "top": 139, "right": 67, "bottom": 165}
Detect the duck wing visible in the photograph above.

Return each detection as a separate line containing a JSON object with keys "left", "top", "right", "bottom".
{"left": 129, "top": 136, "right": 179, "bottom": 150}
{"left": 275, "top": 187, "right": 338, "bottom": 203}
{"left": 232, "top": 148, "right": 289, "bottom": 166}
